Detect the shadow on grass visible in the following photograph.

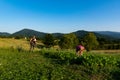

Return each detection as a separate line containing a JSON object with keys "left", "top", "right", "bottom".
{"left": 42, "top": 51, "right": 86, "bottom": 65}
{"left": 111, "top": 70, "right": 120, "bottom": 80}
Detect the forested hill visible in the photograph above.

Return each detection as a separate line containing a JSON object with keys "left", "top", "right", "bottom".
{"left": 11, "top": 29, "right": 47, "bottom": 38}
{"left": 0, "top": 28, "right": 120, "bottom": 40}
{"left": 12, "top": 29, "right": 111, "bottom": 39}
{"left": 11, "top": 29, "right": 64, "bottom": 38}
{"left": 95, "top": 31, "right": 120, "bottom": 39}
{"left": 73, "top": 30, "right": 119, "bottom": 40}
{"left": 0, "top": 32, "right": 11, "bottom": 36}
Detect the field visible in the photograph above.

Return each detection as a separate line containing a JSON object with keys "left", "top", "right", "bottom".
{"left": 0, "top": 38, "right": 41, "bottom": 51}
{"left": 0, "top": 38, "right": 30, "bottom": 50}
{"left": 0, "top": 38, "right": 120, "bottom": 80}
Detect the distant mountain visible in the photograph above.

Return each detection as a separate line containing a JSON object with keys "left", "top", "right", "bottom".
{"left": 0, "top": 32, "right": 11, "bottom": 36}
{"left": 72, "top": 30, "right": 88, "bottom": 38}
{"left": 1, "top": 28, "right": 120, "bottom": 40}
{"left": 52, "top": 33, "right": 64, "bottom": 38}
{"left": 72, "top": 30, "right": 115, "bottom": 40}
{"left": 11, "top": 29, "right": 87, "bottom": 39}
{"left": 95, "top": 31, "right": 120, "bottom": 39}
{"left": 12, "top": 29, "right": 47, "bottom": 38}
{"left": 11, "top": 28, "right": 65, "bottom": 39}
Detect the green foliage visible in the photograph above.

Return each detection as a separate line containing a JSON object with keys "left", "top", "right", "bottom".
{"left": 43, "top": 34, "right": 55, "bottom": 48}
{"left": 0, "top": 32, "right": 11, "bottom": 38}
{"left": 0, "top": 48, "right": 120, "bottom": 80}
{"left": 59, "top": 33, "right": 79, "bottom": 49}
{"left": 83, "top": 32, "right": 99, "bottom": 51}
{"left": 14, "top": 35, "right": 23, "bottom": 39}
{"left": 40, "top": 49, "right": 120, "bottom": 80}
{"left": 2, "top": 28, "right": 120, "bottom": 50}
{"left": 41, "top": 49, "right": 119, "bottom": 67}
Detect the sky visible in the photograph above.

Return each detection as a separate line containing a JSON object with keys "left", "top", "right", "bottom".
{"left": 0, "top": 0, "right": 120, "bottom": 33}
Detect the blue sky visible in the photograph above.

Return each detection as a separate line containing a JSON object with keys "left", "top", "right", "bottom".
{"left": 0, "top": 0, "right": 120, "bottom": 33}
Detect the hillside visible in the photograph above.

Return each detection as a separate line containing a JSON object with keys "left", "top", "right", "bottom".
{"left": 0, "top": 48, "right": 120, "bottom": 80}
{"left": 72, "top": 30, "right": 88, "bottom": 38}
{"left": 0, "top": 32, "right": 11, "bottom": 36}
{"left": 73, "top": 30, "right": 116, "bottom": 40}
{"left": 0, "top": 38, "right": 30, "bottom": 50}
{"left": 0, "top": 28, "right": 120, "bottom": 40}
{"left": 11, "top": 29, "right": 47, "bottom": 38}
{"left": 95, "top": 31, "right": 120, "bottom": 39}
{"left": 52, "top": 33, "right": 64, "bottom": 38}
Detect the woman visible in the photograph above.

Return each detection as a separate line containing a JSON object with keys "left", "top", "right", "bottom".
{"left": 76, "top": 45, "right": 85, "bottom": 56}
{"left": 29, "top": 36, "right": 37, "bottom": 52}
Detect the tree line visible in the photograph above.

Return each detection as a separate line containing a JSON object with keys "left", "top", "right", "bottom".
{"left": 42, "top": 33, "right": 89, "bottom": 51}
{"left": 42, "top": 32, "right": 120, "bottom": 51}
{"left": 1, "top": 32, "right": 120, "bottom": 51}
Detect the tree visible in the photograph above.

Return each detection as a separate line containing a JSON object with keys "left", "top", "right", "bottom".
{"left": 43, "top": 34, "right": 54, "bottom": 48}
{"left": 59, "top": 33, "right": 79, "bottom": 49}
{"left": 83, "top": 32, "right": 99, "bottom": 51}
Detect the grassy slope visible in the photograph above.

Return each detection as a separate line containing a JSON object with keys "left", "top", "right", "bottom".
{"left": 0, "top": 38, "right": 29, "bottom": 50}
{"left": 0, "top": 38, "right": 120, "bottom": 79}
{"left": 0, "top": 48, "right": 120, "bottom": 80}
{"left": 0, "top": 49, "right": 48, "bottom": 79}
{"left": 0, "top": 38, "right": 42, "bottom": 51}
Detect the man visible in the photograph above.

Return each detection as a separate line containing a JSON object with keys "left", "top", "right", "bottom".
{"left": 76, "top": 45, "right": 85, "bottom": 56}
{"left": 29, "top": 36, "right": 37, "bottom": 52}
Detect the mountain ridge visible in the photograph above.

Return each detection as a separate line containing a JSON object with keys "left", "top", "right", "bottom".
{"left": 0, "top": 32, "right": 11, "bottom": 36}
{"left": 94, "top": 31, "right": 120, "bottom": 39}
{"left": 0, "top": 28, "right": 120, "bottom": 39}
{"left": 11, "top": 28, "right": 47, "bottom": 38}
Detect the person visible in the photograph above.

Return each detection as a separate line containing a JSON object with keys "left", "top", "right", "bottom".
{"left": 29, "top": 36, "right": 37, "bottom": 52}
{"left": 76, "top": 45, "right": 85, "bottom": 56}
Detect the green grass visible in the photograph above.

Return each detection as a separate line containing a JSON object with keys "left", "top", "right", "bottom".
{"left": 0, "top": 49, "right": 48, "bottom": 79}
{"left": 0, "top": 48, "right": 120, "bottom": 80}
{"left": 0, "top": 38, "right": 41, "bottom": 51}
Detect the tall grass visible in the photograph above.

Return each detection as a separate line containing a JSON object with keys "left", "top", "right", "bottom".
{"left": 0, "top": 38, "right": 41, "bottom": 51}
{"left": 0, "top": 47, "right": 120, "bottom": 79}
{"left": 0, "top": 48, "right": 50, "bottom": 79}
{"left": 0, "top": 38, "right": 29, "bottom": 50}
{"left": 39, "top": 48, "right": 120, "bottom": 80}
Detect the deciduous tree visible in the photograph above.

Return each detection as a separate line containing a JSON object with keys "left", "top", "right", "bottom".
{"left": 43, "top": 34, "right": 54, "bottom": 48}
{"left": 59, "top": 33, "right": 78, "bottom": 49}
{"left": 83, "top": 32, "right": 99, "bottom": 51}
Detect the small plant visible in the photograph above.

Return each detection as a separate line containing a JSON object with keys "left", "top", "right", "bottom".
{"left": 16, "top": 46, "right": 23, "bottom": 52}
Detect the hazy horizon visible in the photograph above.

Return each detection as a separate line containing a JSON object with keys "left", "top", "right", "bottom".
{"left": 0, "top": 0, "right": 120, "bottom": 33}
{"left": 1, "top": 28, "right": 120, "bottom": 34}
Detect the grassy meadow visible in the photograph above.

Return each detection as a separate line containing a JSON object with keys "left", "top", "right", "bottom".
{"left": 0, "top": 38, "right": 42, "bottom": 51}
{"left": 0, "top": 38, "right": 29, "bottom": 50}
{"left": 0, "top": 38, "right": 120, "bottom": 80}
